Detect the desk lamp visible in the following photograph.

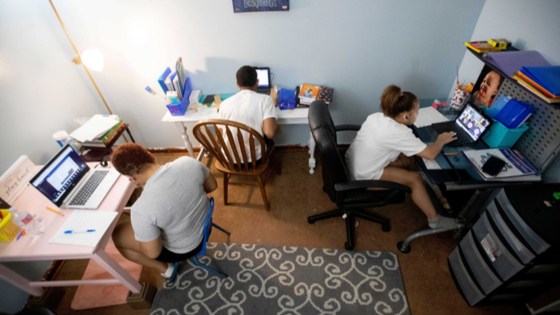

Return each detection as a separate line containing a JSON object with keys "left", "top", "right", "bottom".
{"left": 48, "top": 0, "right": 128, "bottom": 143}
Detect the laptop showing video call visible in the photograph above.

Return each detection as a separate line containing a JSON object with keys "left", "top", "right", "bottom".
{"left": 255, "top": 67, "right": 271, "bottom": 95}
{"left": 431, "top": 104, "right": 492, "bottom": 147}
{"left": 30, "top": 144, "right": 120, "bottom": 209}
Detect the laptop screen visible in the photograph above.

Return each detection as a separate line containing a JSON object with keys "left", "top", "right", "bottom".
{"left": 31, "top": 145, "right": 88, "bottom": 204}
{"left": 455, "top": 104, "right": 490, "bottom": 141}
{"left": 255, "top": 68, "right": 270, "bottom": 88}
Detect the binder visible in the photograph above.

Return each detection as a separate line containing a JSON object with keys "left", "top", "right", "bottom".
{"left": 158, "top": 67, "right": 172, "bottom": 94}
{"left": 521, "top": 66, "right": 560, "bottom": 96}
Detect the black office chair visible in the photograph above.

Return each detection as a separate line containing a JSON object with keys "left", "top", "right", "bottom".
{"left": 307, "top": 100, "right": 412, "bottom": 250}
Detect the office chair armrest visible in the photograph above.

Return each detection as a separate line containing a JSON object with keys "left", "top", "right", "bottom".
{"left": 335, "top": 125, "right": 361, "bottom": 132}
{"left": 335, "top": 180, "right": 412, "bottom": 194}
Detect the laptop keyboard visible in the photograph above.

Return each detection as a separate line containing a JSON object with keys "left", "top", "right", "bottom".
{"left": 68, "top": 171, "right": 109, "bottom": 206}
{"left": 257, "top": 89, "right": 271, "bottom": 95}
{"left": 432, "top": 122, "right": 474, "bottom": 147}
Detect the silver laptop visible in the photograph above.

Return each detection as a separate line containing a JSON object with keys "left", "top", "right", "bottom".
{"left": 30, "top": 144, "right": 120, "bottom": 209}
{"left": 255, "top": 67, "right": 271, "bottom": 95}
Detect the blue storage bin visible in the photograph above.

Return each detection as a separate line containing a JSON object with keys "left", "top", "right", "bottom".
{"left": 483, "top": 119, "right": 529, "bottom": 148}
{"left": 166, "top": 77, "right": 192, "bottom": 116}
{"left": 278, "top": 88, "right": 296, "bottom": 110}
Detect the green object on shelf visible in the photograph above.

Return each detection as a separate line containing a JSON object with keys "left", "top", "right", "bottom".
{"left": 553, "top": 192, "right": 560, "bottom": 200}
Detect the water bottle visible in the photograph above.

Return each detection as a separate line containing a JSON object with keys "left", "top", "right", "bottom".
{"left": 8, "top": 207, "right": 45, "bottom": 236}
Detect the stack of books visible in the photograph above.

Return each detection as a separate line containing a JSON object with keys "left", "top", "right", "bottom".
{"left": 513, "top": 66, "right": 560, "bottom": 104}
{"left": 297, "top": 84, "right": 334, "bottom": 107}
{"left": 464, "top": 39, "right": 510, "bottom": 53}
{"left": 81, "top": 120, "right": 125, "bottom": 148}
{"left": 70, "top": 115, "right": 124, "bottom": 149}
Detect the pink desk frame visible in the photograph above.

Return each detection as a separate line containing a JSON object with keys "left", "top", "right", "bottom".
{"left": 0, "top": 165, "right": 140, "bottom": 296}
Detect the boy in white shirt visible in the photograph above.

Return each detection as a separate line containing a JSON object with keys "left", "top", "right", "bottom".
{"left": 218, "top": 66, "right": 277, "bottom": 162}
{"left": 346, "top": 85, "right": 460, "bottom": 229}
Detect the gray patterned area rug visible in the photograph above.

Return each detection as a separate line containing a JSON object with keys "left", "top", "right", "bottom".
{"left": 150, "top": 243, "right": 410, "bottom": 315}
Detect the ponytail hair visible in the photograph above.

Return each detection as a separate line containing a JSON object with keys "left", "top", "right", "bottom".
{"left": 380, "top": 85, "right": 418, "bottom": 118}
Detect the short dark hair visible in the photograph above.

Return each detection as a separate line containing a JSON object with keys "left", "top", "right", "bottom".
{"left": 236, "top": 65, "right": 258, "bottom": 87}
{"left": 111, "top": 143, "right": 156, "bottom": 176}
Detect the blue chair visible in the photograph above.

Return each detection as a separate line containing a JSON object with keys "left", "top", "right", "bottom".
{"left": 168, "top": 198, "right": 230, "bottom": 282}
{"left": 191, "top": 197, "right": 230, "bottom": 278}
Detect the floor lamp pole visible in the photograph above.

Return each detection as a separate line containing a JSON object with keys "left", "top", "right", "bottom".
{"left": 48, "top": 0, "right": 129, "bottom": 143}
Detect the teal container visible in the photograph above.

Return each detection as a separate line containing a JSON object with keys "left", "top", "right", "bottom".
{"left": 482, "top": 120, "right": 529, "bottom": 148}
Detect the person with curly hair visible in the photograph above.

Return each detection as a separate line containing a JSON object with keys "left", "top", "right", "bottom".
{"left": 110, "top": 143, "right": 218, "bottom": 279}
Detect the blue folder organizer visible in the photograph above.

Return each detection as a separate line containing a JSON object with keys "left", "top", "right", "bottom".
{"left": 166, "top": 77, "right": 192, "bottom": 116}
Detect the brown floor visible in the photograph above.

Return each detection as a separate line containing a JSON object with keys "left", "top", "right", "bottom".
{"left": 52, "top": 150, "right": 527, "bottom": 315}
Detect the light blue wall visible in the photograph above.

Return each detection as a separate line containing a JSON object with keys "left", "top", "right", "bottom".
{"left": 455, "top": 0, "right": 560, "bottom": 181}
{"left": 1, "top": 1, "right": 486, "bottom": 175}
{"left": 0, "top": 0, "right": 486, "bottom": 312}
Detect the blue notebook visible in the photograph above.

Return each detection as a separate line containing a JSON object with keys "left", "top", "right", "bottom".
{"left": 521, "top": 66, "right": 560, "bottom": 96}
{"left": 158, "top": 67, "right": 172, "bottom": 94}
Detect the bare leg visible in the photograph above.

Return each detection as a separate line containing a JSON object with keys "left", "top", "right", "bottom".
{"left": 112, "top": 214, "right": 168, "bottom": 274}
{"left": 380, "top": 166, "right": 437, "bottom": 220}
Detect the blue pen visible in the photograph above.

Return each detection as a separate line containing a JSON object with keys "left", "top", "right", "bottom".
{"left": 64, "top": 230, "right": 96, "bottom": 234}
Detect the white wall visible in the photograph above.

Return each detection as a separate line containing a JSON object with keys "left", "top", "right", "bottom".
{"left": 0, "top": 0, "right": 486, "bottom": 312}
{"left": 454, "top": 0, "right": 560, "bottom": 181}
{"left": 1, "top": 0, "right": 485, "bottom": 174}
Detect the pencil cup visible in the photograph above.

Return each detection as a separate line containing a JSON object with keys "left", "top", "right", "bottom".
{"left": 451, "top": 88, "right": 471, "bottom": 110}
{"left": 53, "top": 130, "right": 72, "bottom": 147}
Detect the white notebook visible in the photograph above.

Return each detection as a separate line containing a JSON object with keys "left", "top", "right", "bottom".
{"left": 50, "top": 210, "right": 118, "bottom": 247}
{"left": 414, "top": 107, "right": 449, "bottom": 128}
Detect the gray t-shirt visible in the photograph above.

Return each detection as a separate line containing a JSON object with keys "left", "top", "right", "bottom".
{"left": 131, "top": 157, "right": 210, "bottom": 253}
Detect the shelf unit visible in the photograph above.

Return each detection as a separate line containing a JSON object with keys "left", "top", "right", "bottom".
{"left": 80, "top": 123, "right": 135, "bottom": 162}
{"left": 466, "top": 47, "right": 560, "bottom": 173}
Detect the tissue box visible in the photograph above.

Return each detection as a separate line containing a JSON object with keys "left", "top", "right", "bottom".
{"left": 483, "top": 120, "right": 529, "bottom": 148}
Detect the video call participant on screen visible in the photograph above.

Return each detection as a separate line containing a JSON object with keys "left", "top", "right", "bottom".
{"left": 218, "top": 65, "right": 277, "bottom": 163}
{"left": 471, "top": 71, "right": 504, "bottom": 107}
{"left": 110, "top": 143, "right": 218, "bottom": 279}
{"left": 345, "top": 85, "right": 461, "bottom": 230}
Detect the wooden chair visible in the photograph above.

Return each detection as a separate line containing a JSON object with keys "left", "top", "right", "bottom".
{"left": 193, "top": 119, "right": 277, "bottom": 211}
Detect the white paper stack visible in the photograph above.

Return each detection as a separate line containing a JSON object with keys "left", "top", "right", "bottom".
{"left": 49, "top": 210, "right": 118, "bottom": 247}
{"left": 70, "top": 115, "right": 121, "bottom": 142}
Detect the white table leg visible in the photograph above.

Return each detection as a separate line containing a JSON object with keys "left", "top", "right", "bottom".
{"left": 174, "top": 122, "right": 195, "bottom": 158}
{"left": 92, "top": 248, "right": 142, "bottom": 294}
{"left": 0, "top": 263, "right": 44, "bottom": 296}
{"left": 308, "top": 131, "right": 316, "bottom": 174}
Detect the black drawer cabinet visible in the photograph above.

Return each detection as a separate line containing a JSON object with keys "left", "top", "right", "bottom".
{"left": 449, "top": 184, "right": 560, "bottom": 306}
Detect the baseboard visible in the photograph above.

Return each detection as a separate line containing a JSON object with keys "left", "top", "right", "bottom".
{"left": 147, "top": 144, "right": 349, "bottom": 155}
{"left": 147, "top": 145, "right": 312, "bottom": 154}
{"left": 147, "top": 147, "right": 200, "bottom": 154}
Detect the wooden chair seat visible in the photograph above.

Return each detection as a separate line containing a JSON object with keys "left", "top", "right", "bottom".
{"left": 193, "top": 119, "right": 278, "bottom": 211}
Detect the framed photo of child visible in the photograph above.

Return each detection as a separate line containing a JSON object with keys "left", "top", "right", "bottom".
{"left": 469, "top": 65, "right": 505, "bottom": 108}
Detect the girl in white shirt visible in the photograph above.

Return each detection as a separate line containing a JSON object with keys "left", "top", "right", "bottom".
{"left": 346, "top": 85, "right": 459, "bottom": 229}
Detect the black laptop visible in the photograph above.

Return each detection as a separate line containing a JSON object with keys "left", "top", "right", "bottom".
{"left": 255, "top": 67, "right": 271, "bottom": 95}
{"left": 431, "top": 104, "right": 492, "bottom": 147}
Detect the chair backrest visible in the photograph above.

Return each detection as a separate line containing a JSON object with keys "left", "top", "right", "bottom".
{"left": 198, "top": 197, "right": 215, "bottom": 256}
{"left": 308, "top": 100, "right": 350, "bottom": 202}
{"left": 193, "top": 119, "right": 267, "bottom": 171}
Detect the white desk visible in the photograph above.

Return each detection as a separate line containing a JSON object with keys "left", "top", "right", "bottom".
{"left": 162, "top": 105, "right": 317, "bottom": 174}
{"left": 0, "top": 166, "right": 139, "bottom": 296}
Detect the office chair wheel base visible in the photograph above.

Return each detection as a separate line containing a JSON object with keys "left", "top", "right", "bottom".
{"left": 344, "top": 242, "right": 353, "bottom": 250}
{"left": 307, "top": 217, "right": 316, "bottom": 224}
{"left": 397, "top": 241, "right": 411, "bottom": 254}
{"left": 382, "top": 223, "right": 391, "bottom": 232}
